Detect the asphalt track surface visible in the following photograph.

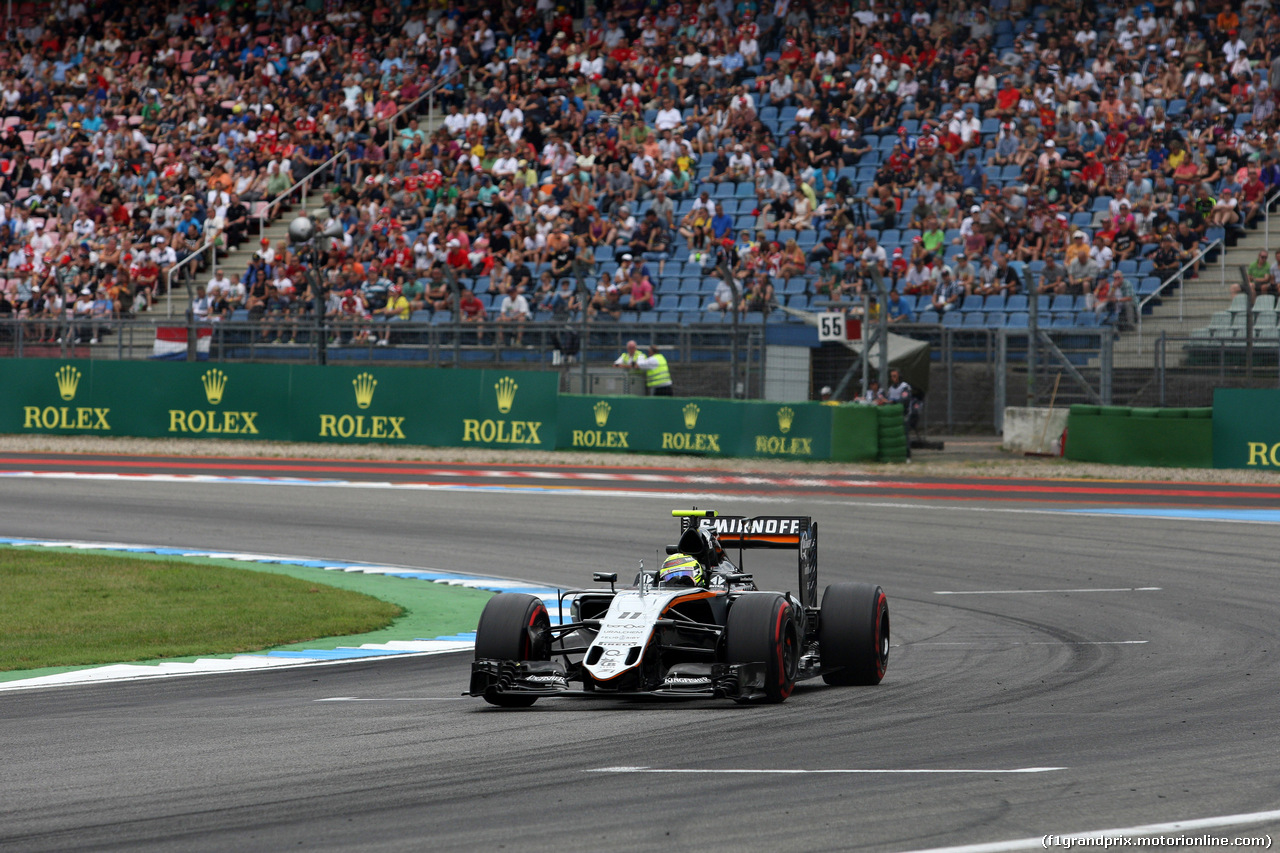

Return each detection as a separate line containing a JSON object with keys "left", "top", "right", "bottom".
{"left": 1, "top": 456, "right": 1279, "bottom": 852}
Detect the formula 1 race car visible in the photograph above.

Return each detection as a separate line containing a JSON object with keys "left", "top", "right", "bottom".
{"left": 467, "top": 509, "right": 889, "bottom": 705}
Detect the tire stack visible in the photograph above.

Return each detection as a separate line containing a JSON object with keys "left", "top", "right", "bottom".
{"left": 876, "top": 403, "right": 909, "bottom": 463}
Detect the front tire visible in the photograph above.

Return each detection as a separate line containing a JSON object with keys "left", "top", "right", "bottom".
{"left": 726, "top": 593, "right": 799, "bottom": 703}
{"left": 474, "top": 593, "right": 551, "bottom": 707}
{"left": 820, "top": 583, "right": 889, "bottom": 685}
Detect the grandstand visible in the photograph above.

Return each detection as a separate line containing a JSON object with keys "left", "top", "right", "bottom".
{"left": 0, "top": 0, "right": 1275, "bottom": 409}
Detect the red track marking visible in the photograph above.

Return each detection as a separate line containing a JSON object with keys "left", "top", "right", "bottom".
{"left": 3, "top": 455, "right": 1280, "bottom": 502}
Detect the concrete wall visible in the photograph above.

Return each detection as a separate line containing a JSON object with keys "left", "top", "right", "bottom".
{"left": 1002, "top": 406, "right": 1069, "bottom": 455}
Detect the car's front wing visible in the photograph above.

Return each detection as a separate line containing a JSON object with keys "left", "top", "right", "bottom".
{"left": 467, "top": 658, "right": 772, "bottom": 701}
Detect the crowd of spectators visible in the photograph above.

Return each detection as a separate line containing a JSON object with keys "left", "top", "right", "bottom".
{"left": 0, "top": 0, "right": 1279, "bottom": 346}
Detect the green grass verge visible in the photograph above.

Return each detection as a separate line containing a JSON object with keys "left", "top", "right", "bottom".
{"left": 0, "top": 546, "right": 493, "bottom": 680}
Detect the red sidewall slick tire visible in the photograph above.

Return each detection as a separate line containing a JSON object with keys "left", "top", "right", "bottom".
{"left": 820, "top": 583, "right": 889, "bottom": 686}
{"left": 474, "top": 593, "right": 551, "bottom": 707}
{"left": 726, "top": 593, "right": 799, "bottom": 704}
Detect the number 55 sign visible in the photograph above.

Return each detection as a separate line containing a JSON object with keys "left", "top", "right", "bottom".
{"left": 818, "top": 312, "right": 848, "bottom": 342}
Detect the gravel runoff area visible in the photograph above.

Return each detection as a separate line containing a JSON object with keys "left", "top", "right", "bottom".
{"left": 0, "top": 433, "right": 1273, "bottom": 485}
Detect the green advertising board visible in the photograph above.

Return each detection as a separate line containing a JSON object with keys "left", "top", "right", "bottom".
{"left": 1067, "top": 404, "right": 1212, "bottom": 468}
{"left": 558, "top": 395, "right": 866, "bottom": 461}
{"left": 4, "top": 359, "right": 895, "bottom": 462}
{"left": 1213, "top": 389, "right": 1280, "bottom": 469}
{"left": 1, "top": 359, "right": 558, "bottom": 450}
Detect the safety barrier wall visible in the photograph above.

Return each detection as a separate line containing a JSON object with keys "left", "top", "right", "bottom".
{"left": 557, "top": 395, "right": 839, "bottom": 460}
{"left": 1, "top": 359, "right": 559, "bottom": 450}
{"left": 1212, "top": 389, "right": 1280, "bottom": 469}
{"left": 1065, "top": 404, "right": 1213, "bottom": 468}
{"left": 2, "top": 359, "right": 894, "bottom": 462}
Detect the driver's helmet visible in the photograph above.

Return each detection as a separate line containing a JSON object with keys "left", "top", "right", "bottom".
{"left": 658, "top": 552, "right": 706, "bottom": 587}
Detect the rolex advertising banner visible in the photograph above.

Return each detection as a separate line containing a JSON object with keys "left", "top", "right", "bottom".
{"left": 0, "top": 360, "right": 558, "bottom": 450}
{"left": 1213, "top": 389, "right": 1280, "bottom": 469}
{"left": 287, "top": 367, "right": 557, "bottom": 448}
{"left": 558, "top": 395, "right": 840, "bottom": 460}
{"left": 6, "top": 359, "right": 882, "bottom": 460}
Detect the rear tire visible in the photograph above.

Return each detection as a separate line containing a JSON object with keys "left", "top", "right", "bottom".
{"left": 726, "top": 593, "right": 799, "bottom": 703}
{"left": 820, "top": 583, "right": 889, "bottom": 685}
{"left": 474, "top": 594, "right": 551, "bottom": 707}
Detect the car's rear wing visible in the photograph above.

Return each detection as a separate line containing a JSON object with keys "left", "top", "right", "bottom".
{"left": 673, "top": 510, "right": 819, "bottom": 609}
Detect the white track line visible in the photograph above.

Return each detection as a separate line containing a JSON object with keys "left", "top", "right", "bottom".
{"left": 901, "top": 807, "right": 1280, "bottom": 853}
{"left": 934, "top": 587, "right": 1162, "bottom": 595}
{"left": 904, "top": 641, "right": 1148, "bottom": 647}
{"left": 6, "top": 471, "right": 1280, "bottom": 528}
{"left": 315, "top": 697, "right": 466, "bottom": 702}
{"left": 585, "top": 767, "right": 1065, "bottom": 775}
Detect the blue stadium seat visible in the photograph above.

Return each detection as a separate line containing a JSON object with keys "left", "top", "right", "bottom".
{"left": 962, "top": 312, "right": 987, "bottom": 327}
{"left": 984, "top": 294, "right": 1007, "bottom": 312}
{"left": 1006, "top": 312, "right": 1030, "bottom": 328}
{"left": 941, "top": 310, "right": 964, "bottom": 327}
{"left": 1137, "top": 277, "right": 1162, "bottom": 298}
{"left": 1006, "top": 295, "right": 1029, "bottom": 313}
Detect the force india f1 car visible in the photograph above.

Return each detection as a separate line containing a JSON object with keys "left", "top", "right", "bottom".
{"left": 467, "top": 509, "right": 889, "bottom": 706}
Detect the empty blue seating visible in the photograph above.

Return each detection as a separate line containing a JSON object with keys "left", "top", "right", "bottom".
{"left": 1137, "top": 277, "right": 1162, "bottom": 298}
{"left": 1006, "top": 295, "right": 1029, "bottom": 313}
{"left": 1006, "top": 312, "right": 1030, "bottom": 328}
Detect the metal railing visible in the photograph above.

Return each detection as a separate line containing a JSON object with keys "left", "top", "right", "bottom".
{"left": 386, "top": 67, "right": 462, "bottom": 147}
{"left": 1155, "top": 331, "right": 1280, "bottom": 407}
{"left": 256, "top": 149, "right": 351, "bottom": 238}
{"left": 0, "top": 315, "right": 765, "bottom": 374}
{"left": 1134, "top": 237, "right": 1225, "bottom": 355}
{"left": 163, "top": 235, "right": 220, "bottom": 318}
